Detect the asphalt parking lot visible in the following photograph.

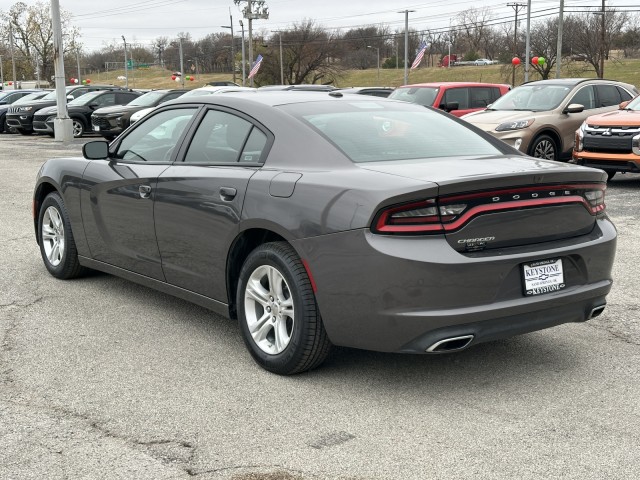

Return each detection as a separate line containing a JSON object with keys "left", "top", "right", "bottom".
{"left": 1, "top": 134, "right": 639, "bottom": 480}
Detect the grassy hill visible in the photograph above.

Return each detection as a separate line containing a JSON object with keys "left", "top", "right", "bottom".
{"left": 85, "top": 58, "right": 640, "bottom": 91}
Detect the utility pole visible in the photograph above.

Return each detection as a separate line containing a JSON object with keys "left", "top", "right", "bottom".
{"left": 279, "top": 32, "right": 283, "bottom": 84}
{"left": 556, "top": 0, "right": 564, "bottom": 79}
{"left": 178, "top": 37, "right": 185, "bottom": 88}
{"left": 221, "top": 9, "right": 236, "bottom": 84}
{"left": 239, "top": 20, "right": 246, "bottom": 86}
{"left": 122, "top": 36, "right": 128, "bottom": 88}
{"left": 398, "top": 9, "right": 415, "bottom": 85}
{"left": 76, "top": 46, "right": 81, "bottom": 84}
{"left": 508, "top": 3, "right": 526, "bottom": 86}
{"left": 600, "top": 0, "right": 605, "bottom": 79}
{"left": 0, "top": 55, "right": 4, "bottom": 88}
{"left": 235, "top": 0, "right": 269, "bottom": 86}
{"left": 525, "top": 0, "right": 532, "bottom": 81}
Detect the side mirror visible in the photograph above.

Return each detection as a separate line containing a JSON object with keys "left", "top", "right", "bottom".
{"left": 619, "top": 100, "right": 630, "bottom": 109}
{"left": 564, "top": 103, "right": 584, "bottom": 114}
{"left": 443, "top": 101, "right": 459, "bottom": 112}
{"left": 83, "top": 140, "right": 109, "bottom": 160}
{"left": 67, "top": 95, "right": 74, "bottom": 101}
{"left": 89, "top": 103, "right": 100, "bottom": 109}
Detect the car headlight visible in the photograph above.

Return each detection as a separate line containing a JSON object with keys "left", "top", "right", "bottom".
{"left": 495, "top": 118, "right": 534, "bottom": 132}
{"left": 575, "top": 121, "right": 586, "bottom": 152}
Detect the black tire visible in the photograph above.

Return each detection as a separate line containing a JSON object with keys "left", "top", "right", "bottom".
{"left": 18, "top": 129, "right": 33, "bottom": 136}
{"left": 604, "top": 170, "right": 616, "bottom": 181}
{"left": 0, "top": 116, "right": 6, "bottom": 133}
{"left": 71, "top": 118, "right": 86, "bottom": 138}
{"left": 38, "top": 192, "right": 87, "bottom": 279}
{"left": 237, "top": 242, "right": 331, "bottom": 375}
{"left": 529, "top": 134, "right": 558, "bottom": 160}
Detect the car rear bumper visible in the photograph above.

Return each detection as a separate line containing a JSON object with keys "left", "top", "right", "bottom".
{"left": 294, "top": 218, "right": 616, "bottom": 353}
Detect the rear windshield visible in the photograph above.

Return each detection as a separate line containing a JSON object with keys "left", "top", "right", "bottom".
{"left": 284, "top": 101, "right": 503, "bottom": 163}
{"left": 388, "top": 87, "right": 439, "bottom": 107}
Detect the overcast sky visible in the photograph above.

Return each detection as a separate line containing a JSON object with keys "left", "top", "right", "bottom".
{"left": 57, "top": 0, "right": 640, "bottom": 52}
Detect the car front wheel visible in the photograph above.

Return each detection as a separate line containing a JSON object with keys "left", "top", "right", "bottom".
{"left": 237, "top": 242, "right": 331, "bottom": 375}
{"left": 38, "top": 192, "right": 86, "bottom": 279}
{"left": 529, "top": 134, "right": 558, "bottom": 160}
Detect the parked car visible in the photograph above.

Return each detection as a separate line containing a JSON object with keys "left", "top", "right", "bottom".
{"left": 0, "top": 90, "right": 50, "bottom": 133}
{"left": 0, "top": 89, "right": 44, "bottom": 105}
{"left": 462, "top": 78, "right": 638, "bottom": 160}
{"left": 33, "top": 89, "right": 142, "bottom": 138}
{"left": 388, "top": 82, "right": 511, "bottom": 117}
{"left": 572, "top": 94, "right": 640, "bottom": 180}
{"left": 335, "top": 87, "right": 394, "bottom": 97}
{"left": 474, "top": 58, "right": 498, "bottom": 66}
{"left": 128, "top": 86, "right": 255, "bottom": 125}
{"left": 6, "top": 85, "right": 124, "bottom": 135}
{"left": 33, "top": 91, "right": 615, "bottom": 374}
{"left": 91, "top": 89, "right": 188, "bottom": 140}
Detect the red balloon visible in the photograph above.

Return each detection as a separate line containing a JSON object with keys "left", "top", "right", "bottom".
{"left": 171, "top": 75, "right": 177, "bottom": 80}
{"left": 8, "top": 81, "right": 12, "bottom": 85}
{"left": 70, "top": 77, "right": 75, "bottom": 82}
{"left": 532, "top": 56, "right": 539, "bottom": 65}
{"left": 511, "top": 57, "right": 521, "bottom": 65}
{"left": 189, "top": 76, "right": 194, "bottom": 81}
{"left": 86, "top": 79, "right": 91, "bottom": 84}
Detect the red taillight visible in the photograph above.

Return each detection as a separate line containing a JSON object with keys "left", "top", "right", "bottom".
{"left": 374, "top": 199, "right": 443, "bottom": 233}
{"left": 373, "top": 183, "right": 606, "bottom": 235}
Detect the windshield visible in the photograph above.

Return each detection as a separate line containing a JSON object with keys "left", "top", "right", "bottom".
{"left": 490, "top": 84, "right": 571, "bottom": 111}
{"left": 388, "top": 87, "right": 439, "bottom": 107}
{"left": 68, "top": 91, "right": 103, "bottom": 106}
{"left": 13, "top": 92, "right": 48, "bottom": 104}
{"left": 286, "top": 102, "right": 503, "bottom": 163}
{"left": 128, "top": 91, "right": 169, "bottom": 107}
{"left": 42, "top": 90, "right": 61, "bottom": 101}
{"left": 623, "top": 95, "right": 640, "bottom": 110}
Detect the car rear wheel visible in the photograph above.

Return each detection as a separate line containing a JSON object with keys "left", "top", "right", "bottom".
{"left": 38, "top": 192, "right": 86, "bottom": 279}
{"left": 237, "top": 242, "right": 331, "bottom": 375}
{"left": 71, "top": 118, "right": 85, "bottom": 138}
{"left": 529, "top": 134, "right": 558, "bottom": 160}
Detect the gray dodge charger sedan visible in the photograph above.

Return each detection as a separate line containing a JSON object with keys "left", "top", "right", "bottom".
{"left": 33, "top": 91, "right": 616, "bottom": 374}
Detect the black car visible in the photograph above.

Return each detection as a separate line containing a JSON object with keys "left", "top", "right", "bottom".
{"left": 33, "top": 89, "right": 142, "bottom": 138}
{"left": 91, "top": 89, "right": 188, "bottom": 140}
{"left": 0, "top": 89, "right": 49, "bottom": 133}
{"left": 5, "top": 85, "right": 124, "bottom": 135}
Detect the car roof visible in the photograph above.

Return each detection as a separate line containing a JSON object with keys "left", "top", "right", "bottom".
{"left": 399, "top": 82, "right": 511, "bottom": 88}
{"left": 521, "top": 78, "right": 627, "bottom": 87}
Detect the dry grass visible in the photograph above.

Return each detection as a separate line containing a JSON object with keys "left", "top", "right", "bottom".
{"left": 87, "top": 57, "right": 640, "bottom": 90}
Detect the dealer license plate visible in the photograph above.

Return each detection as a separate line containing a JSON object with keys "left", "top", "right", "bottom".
{"left": 522, "top": 258, "right": 565, "bottom": 296}
{"left": 93, "top": 125, "right": 100, "bottom": 131}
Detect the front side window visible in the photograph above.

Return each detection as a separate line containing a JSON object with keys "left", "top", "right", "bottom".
{"left": 443, "top": 88, "right": 469, "bottom": 109}
{"left": 184, "top": 110, "right": 257, "bottom": 164}
{"left": 114, "top": 107, "right": 197, "bottom": 163}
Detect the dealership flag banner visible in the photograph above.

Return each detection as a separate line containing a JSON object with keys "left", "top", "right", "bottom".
{"left": 248, "top": 54, "right": 264, "bottom": 79}
{"left": 411, "top": 41, "right": 429, "bottom": 70}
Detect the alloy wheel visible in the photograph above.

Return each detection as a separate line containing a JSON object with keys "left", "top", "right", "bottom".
{"left": 533, "top": 139, "right": 555, "bottom": 160}
{"left": 41, "top": 206, "right": 65, "bottom": 267}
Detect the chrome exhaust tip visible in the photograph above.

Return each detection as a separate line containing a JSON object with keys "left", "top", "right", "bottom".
{"left": 426, "top": 334, "right": 474, "bottom": 353}
{"left": 588, "top": 305, "right": 606, "bottom": 319}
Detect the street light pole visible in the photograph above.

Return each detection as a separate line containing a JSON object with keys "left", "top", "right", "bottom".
{"left": 221, "top": 14, "right": 236, "bottom": 84}
{"left": 600, "top": 0, "right": 605, "bottom": 79}
{"left": 178, "top": 37, "right": 185, "bottom": 88}
{"left": 448, "top": 42, "right": 451, "bottom": 68}
{"left": 122, "top": 36, "right": 128, "bottom": 88}
{"left": 398, "top": 9, "right": 415, "bottom": 85}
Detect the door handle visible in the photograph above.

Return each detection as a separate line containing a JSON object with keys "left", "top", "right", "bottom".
{"left": 139, "top": 185, "right": 152, "bottom": 199}
{"left": 220, "top": 187, "right": 237, "bottom": 201}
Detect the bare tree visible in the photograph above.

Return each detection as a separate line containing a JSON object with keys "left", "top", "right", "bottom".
{"left": 455, "top": 7, "right": 493, "bottom": 57}
{"left": 0, "top": 1, "right": 80, "bottom": 81}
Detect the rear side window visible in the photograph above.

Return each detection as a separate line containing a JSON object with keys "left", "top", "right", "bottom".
{"left": 469, "top": 87, "right": 493, "bottom": 109}
{"left": 184, "top": 109, "right": 254, "bottom": 164}
{"left": 617, "top": 87, "right": 633, "bottom": 101}
{"left": 596, "top": 85, "right": 622, "bottom": 107}
{"left": 388, "top": 87, "right": 439, "bottom": 107}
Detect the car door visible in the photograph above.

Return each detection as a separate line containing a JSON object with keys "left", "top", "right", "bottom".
{"left": 81, "top": 107, "right": 198, "bottom": 280}
{"left": 153, "top": 107, "right": 271, "bottom": 301}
